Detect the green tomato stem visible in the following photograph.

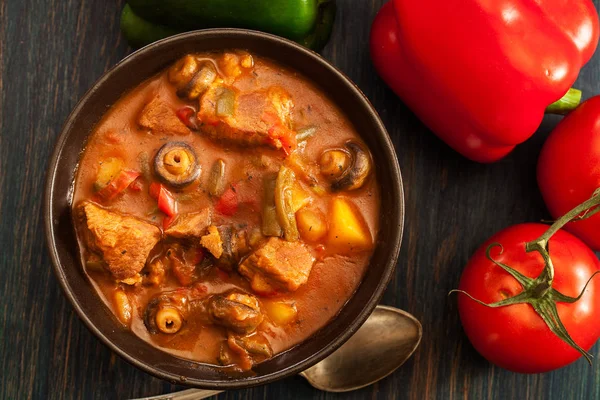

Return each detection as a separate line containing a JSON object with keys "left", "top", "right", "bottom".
{"left": 525, "top": 189, "right": 600, "bottom": 286}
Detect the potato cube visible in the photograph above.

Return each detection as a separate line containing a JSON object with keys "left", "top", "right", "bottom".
{"left": 264, "top": 301, "right": 298, "bottom": 326}
{"left": 327, "top": 197, "right": 373, "bottom": 251}
{"left": 94, "top": 157, "right": 124, "bottom": 191}
{"left": 296, "top": 208, "right": 327, "bottom": 242}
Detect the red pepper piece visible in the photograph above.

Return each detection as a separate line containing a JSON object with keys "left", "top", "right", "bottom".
{"left": 129, "top": 179, "right": 143, "bottom": 192}
{"left": 215, "top": 186, "right": 238, "bottom": 216}
{"left": 176, "top": 106, "right": 200, "bottom": 130}
{"left": 162, "top": 214, "right": 176, "bottom": 229}
{"left": 149, "top": 182, "right": 161, "bottom": 199}
{"left": 158, "top": 186, "right": 177, "bottom": 217}
{"left": 149, "top": 182, "right": 178, "bottom": 217}
{"left": 262, "top": 111, "right": 296, "bottom": 155}
{"left": 170, "top": 252, "right": 196, "bottom": 287}
{"left": 370, "top": 1, "right": 599, "bottom": 163}
{"left": 95, "top": 170, "right": 140, "bottom": 202}
{"left": 274, "top": 127, "right": 296, "bottom": 156}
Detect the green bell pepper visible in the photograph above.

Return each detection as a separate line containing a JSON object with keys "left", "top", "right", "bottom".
{"left": 120, "top": 5, "right": 180, "bottom": 49}
{"left": 121, "top": 0, "right": 336, "bottom": 52}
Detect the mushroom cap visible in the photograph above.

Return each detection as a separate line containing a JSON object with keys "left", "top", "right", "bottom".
{"left": 153, "top": 141, "right": 201, "bottom": 188}
{"left": 331, "top": 141, "right": 372, "bottom": 192}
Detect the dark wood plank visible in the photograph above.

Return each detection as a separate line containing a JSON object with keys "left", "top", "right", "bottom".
{"left": 2, "top": 0, "right": 600, "bottom": 399}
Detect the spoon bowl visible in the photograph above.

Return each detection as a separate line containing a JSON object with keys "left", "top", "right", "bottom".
{"left": 299, "top": 305, "right": 422, "bottom": 392}
{"left": 135, "top": 305, "right": 422, "bottom": 400}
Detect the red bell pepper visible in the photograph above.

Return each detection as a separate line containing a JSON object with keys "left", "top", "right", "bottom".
{"left": 370, "top": 1, "right": 599, "bottom": 163}
{"left": 176, "top": 106, "right": 200, "bottom": 130}
{"left": 262, "top": 111, "right": 297, "bottom": 156}
{"left": 215, "top": 185, "right": 238, "bottom": 216}
{"left": 149, "top": 182, "right": 178, "bottom": 217}
{"left": 95, "top": 170, "right": 140, "bottom": 202}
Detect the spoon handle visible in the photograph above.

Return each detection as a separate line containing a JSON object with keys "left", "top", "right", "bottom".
{"left": 131, "top": 389, "right": 223, "bottom": 400}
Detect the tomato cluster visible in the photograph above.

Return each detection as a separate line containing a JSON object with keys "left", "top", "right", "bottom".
{"left": 456, "top": 98, "right": 600, "bottom": 373}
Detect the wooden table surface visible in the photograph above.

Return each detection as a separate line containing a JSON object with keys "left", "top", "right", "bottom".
{"left": 3, "top": 0, "right": 600, "bottom": 398}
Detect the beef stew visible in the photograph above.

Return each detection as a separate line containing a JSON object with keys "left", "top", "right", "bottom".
{"left": 72, "top": 50, "right": 380, "bottom": 373}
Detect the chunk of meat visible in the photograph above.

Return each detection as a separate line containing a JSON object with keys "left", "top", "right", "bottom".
{"left": 208, "top": 292, "right": 263, "bottom": 334}
{"left": 138, "top": 96, "right": 190, "bottom": 136}
{"left": 78, "top": 201, "right": 161, "bottom": 280}
{"left": 238, "top": 237, "right": 315, "bottom": 293}
{"left": 169, "top": 248, "right": 197, "bottom": 286}
{"left": 143, "top": 259, "right": 166, "bottom": 287}
{"left": 198, "top": 86, "right": 296, "bottom": 152}
{"left": 165, "top": 209, "right": 212, "bottom": 239}
{"left": 200, "top": 225, "right": 223, "bottom": 258}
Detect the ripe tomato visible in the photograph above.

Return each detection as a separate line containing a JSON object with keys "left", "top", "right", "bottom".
{"left": 457, "top": 223, "right": 600, "bottom": 373}
{"left": 538, "top": 96, "right": 600, "bottom": 251}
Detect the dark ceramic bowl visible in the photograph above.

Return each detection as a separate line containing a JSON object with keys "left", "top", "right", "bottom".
{"left": 44, "top": 29, "right": 404, "bottom": 389}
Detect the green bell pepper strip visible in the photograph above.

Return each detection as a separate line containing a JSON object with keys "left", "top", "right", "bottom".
{"left": 121, "top": 0, "right": 336, "bottom": 51}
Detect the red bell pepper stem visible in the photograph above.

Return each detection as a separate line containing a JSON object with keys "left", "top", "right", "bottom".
{"left": 545, "top": 88, "right": 582, "bottom": 115}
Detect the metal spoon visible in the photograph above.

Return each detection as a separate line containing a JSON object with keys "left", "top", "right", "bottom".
{"left": 134, "top": 305, "right": 422, "bottom": 400}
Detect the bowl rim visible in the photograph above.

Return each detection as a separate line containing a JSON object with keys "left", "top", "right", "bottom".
{"left": 44, "top": 28, "right": 404, "bottom": 389}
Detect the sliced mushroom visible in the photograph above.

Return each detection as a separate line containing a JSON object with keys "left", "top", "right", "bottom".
{"left": 217, "top": 226, "right": 234, "bottom": 264}
{"left": 144, "top": 291, "right": 189, "bottom": 334}
{"left": 207, "top": 291, "right": 263, "bottom": 334}
{"left": 154, "top": 307, "right": 183, "bottom": 334}
{"left": 319, "top": 149, "right": 350, "bottom": 180}
{"left": 169, "top": 56, "right": 217, "bottom": 100}
{"left": 235, "top": 335, "right": 273, "bottom": 358}
{"left": 218, "top": 333, "right": 273, "bottom": 370}
{"left": 326, "top": 142, "right": 372, "bottom": 191}
{"left": 168, "top": 55, "right": 200, "bottom": 90}
{"left": 177, "top": 61, "right": 217, "bottom": 100}
{"left": 154, "top": 142, "right": 201, "bottom": 188}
